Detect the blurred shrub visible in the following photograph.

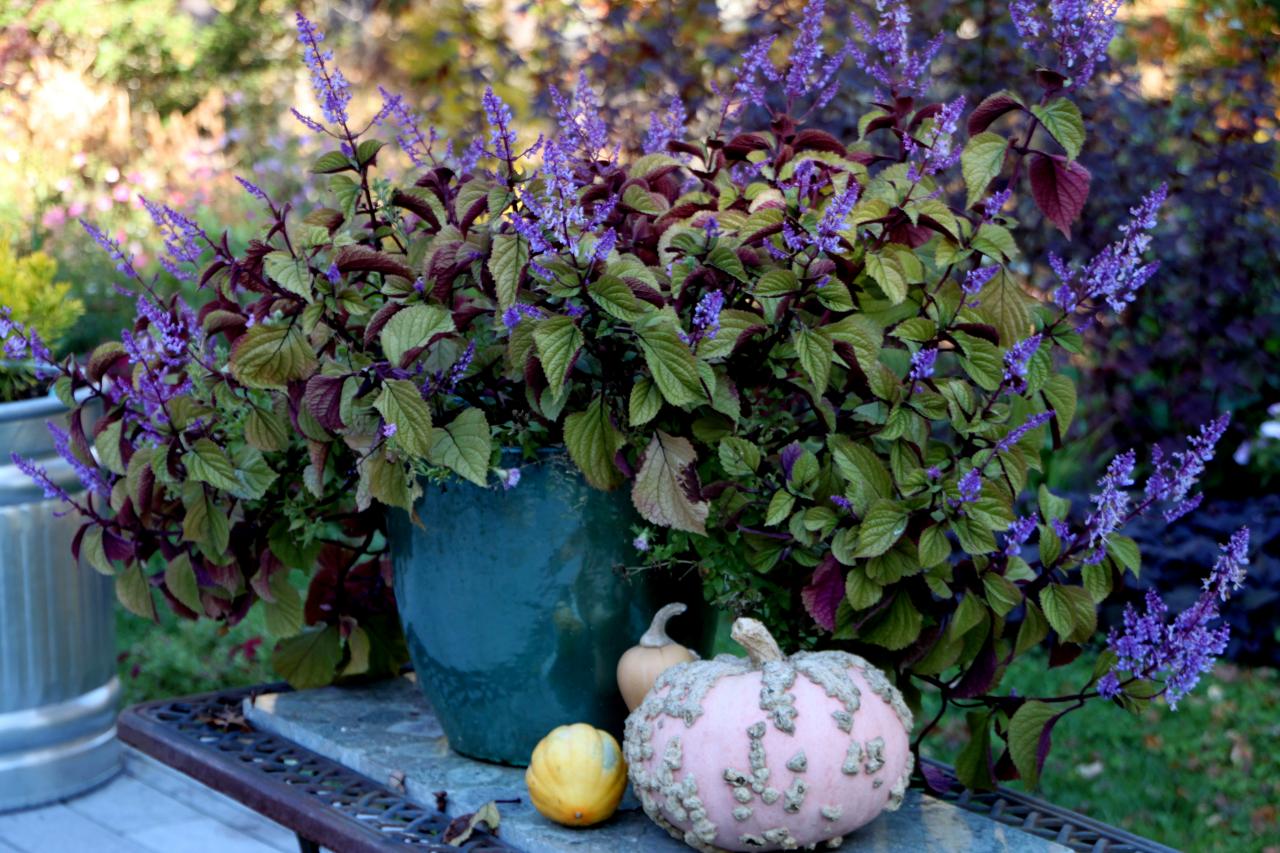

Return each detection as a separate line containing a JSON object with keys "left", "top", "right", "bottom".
{"left": 0, "top": 234, "right": 83, "bottom": 401}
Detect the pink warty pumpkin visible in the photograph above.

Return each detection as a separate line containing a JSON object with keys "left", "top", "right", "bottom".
{"left": 623, "top": 618, "right": 913, "bottom": 852}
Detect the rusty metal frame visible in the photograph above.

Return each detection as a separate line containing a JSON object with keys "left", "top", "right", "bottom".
{"left": 119, "top": 684, "right": 1176, "bottom": 853}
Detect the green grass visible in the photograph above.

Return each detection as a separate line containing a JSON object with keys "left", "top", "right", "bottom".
{"left": 114, "top": 607, "right": 1278, "bottom": 850}
{"left": 114, "top": 603, "right": 274, "bottom": 708}
{"left": 921, "top": 653, "right": 1280, "bottom": 852}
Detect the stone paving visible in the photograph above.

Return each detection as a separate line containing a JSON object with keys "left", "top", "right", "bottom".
{"left": 0, "top": 747, "right": 296, "bottom": 853}
{"left": 246, "top": 674, "right": 1070, "bottom": 853}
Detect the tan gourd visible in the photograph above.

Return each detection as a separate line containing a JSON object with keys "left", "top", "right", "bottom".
{"left": 616, "top": 602, "right": 697, "bottom": 711}
{"left": 526, "top": 723, "right": 627, "bottom": 827}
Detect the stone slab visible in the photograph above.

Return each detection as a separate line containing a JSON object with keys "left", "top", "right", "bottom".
{"left": 244, "top": 675, "right": 1068, "bottom": 853}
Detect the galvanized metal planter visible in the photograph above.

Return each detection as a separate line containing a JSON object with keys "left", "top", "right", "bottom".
{"left": 0, "top": 394, "right": 120, "bottom": 812}
{"left": 388, "top": 450, "right": 710, "bottom": 766}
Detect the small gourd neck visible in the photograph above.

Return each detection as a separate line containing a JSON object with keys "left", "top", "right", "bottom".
{"left": 639, "top": 603, "right": 687, "bottom": 648}
{"left": 731, "top": 617, "right": 785, "bottom": 666}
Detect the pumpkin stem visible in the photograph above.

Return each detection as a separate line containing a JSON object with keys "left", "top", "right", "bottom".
{"left": 639, "top": 602, "right": 687, "bottom": 648}
{"left": 731, "top": 617, "right": 785, "bottom": 665}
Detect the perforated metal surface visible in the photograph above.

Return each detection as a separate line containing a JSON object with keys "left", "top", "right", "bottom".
{"left": 119, "top": 685, "right": 512, "bottom": 851}
{"left": 121, "top": 685, "right": 1176, "bottom": 853}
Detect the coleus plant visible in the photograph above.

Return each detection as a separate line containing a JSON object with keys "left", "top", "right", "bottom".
{"left": 16, "top": 1, "right": 1252, "bottom": 788}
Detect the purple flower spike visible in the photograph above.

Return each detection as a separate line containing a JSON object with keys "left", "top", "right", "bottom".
{"left": 1004, "top": 515, "right": 1038, "bottom": 556}
{"left": 1144, "top": 414, "right": 1230, "bottom": 522}
{"left": 1003, "top": 334, "right": 1042, "bottom": 393}
{"left": 1011, "top": 0, "right": 1124, "bottom": 87}
{"left": 295, "top": 12, "right": 351, "bottom": 126}
{"left": 909, "top": 346, "right": 938, "bottom": 386}
{"left": 1084, "top": 449, "right": 1136, "bottom": 563}
{"left": 1102, "top": 527, "right": 1249, "bottom": 709}
{"left": 644, "top": 97, "right": 687, "bottom": 155}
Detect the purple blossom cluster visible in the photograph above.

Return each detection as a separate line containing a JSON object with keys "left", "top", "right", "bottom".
{"left": 377, "top": 87, "right": 448, "bottom": 169}
{"left": 501, "top": 303, "right": 544, "bottom": 331}
{"left": 1004, "top": 515, "right": 1038, "bottom": 556}
{"left": 79, "top": 220, "right": 137, "bottom": 278}
{"left": 1083, "top": 448, "right": 1136, "bottom": 563}
{"left": 1145, "top": 413, "right": 1229, "bottom": 522}
{"left": 114, "top": 295, "right": 203, "bottom": 433}
{"left": 509, "top": 134, "right": 617, "bottom": 271}
{"left": 1053, "top": 183, "right": 1168, "bottom": 315}
{"left": 1003, "top": 334, "right": 1041, "bottom": 393}
{"left": 995, "top": 410, "right": 1053, "bottom": 453}
{"left": 908, "top": 346, "right": 938, "bottom": 388}
{"left": 139, "top": 196, "right": 204, "bottom": 282}
{"left": 905, "top": 96, "right": 966, "bottom": 181}
{"left": 782, "top": 181, "right": 860, "bottom": 256}
{"left": 962, "top": 264, "right": 1000, "bottom": 302}
{"left": 848, "top": 0, "right": 944, "bottom": 96}
{"left": 549, "top": 72, "right": 611, "bottom": 161}
{"left": 1098, "top": 527, "right": 1250, "bottom": 709}
{"left": 955, "top": 468, "right": 983, "bottom": 508}
{"left": 1010, "top": 0, "right": 1124, "bottom": 87}
{"left": 643, "top": 97, "right": 687, "bottom": 156}
{"left": 235, "top": 176, "right": 271, "bottom": 206}
{"left": 720, "top": 1, "right": 852, "bottom": 119}
{"left": 295, "top": 12, "right": 351, "bottom": 127}
{"left": 681, "top": 290, "right": 724, "bottom": 347}
{"left": 0, "top": 307, "right": 53, "bottom": 367}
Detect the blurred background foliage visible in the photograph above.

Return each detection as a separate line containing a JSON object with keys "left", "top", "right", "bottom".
{"left": 2, "top": 1, "right": 1276, "bottom": 845}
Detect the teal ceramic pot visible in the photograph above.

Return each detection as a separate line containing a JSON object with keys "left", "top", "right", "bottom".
{"left": 388, "top": 451, "right": 711, "bottom": 766}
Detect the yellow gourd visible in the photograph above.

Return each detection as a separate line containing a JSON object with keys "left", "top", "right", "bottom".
{"left": 526, "top": 724, "right": 627, "bottom": 827}
{"left": 616, "top": 603, "right": 697, "bottom": 711}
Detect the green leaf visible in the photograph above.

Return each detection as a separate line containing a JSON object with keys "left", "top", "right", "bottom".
{"left": 917, "top": 524, "right": 951, "bottom": 567}
{"left": 374, "top": 379, "right": 434, "bottom": 458}
{"left": 355, "top": 138, "right": 385, "bottom": 166}
{"left": 629, "top": 378, "right": 663, "bottom": 426}
{"left": 264, "top": 252, "right": 313, "bottom": 301}
{"left": 854, "top": 499, "right": 908, "bottom": 558}
{"left": 182, "top": 482, "right": 230, "bottom": 557}
{"left": 427, "top": 409, "right": 492, "bottom": 487}
{"left": 1041, "top": 374, "right": 1078, "bottom": 438}
{"left": 230, "top": 323, "right": 318, "bottom": 390}
{"left": 754, "top": 269, "right": 800, "bottom": 298}
{"left": 245, "top": 404, "right": 291, "bottom": 452}
{"left": 632, "top": 431, "right": 708, "bottom": 534}
{"left": 971, "top": 223, "right": 1019, "bottom": 262}
{"left": 962, "top": 132, "right": 1009, "bottom": 208}
{"left": 588, "top": 274, "right": 646, "bottom": 323}
{"left": 533, "top": 315, "right": 584, "bottom": 389}
{"left": 488, "top": 233, "right": 527, "bottom": 311}
{"left": 1083, "top": 560, "right": 1113, "bottom": 603}
{"left": 381, "top": 304, "right": 455, "bottom": 368}
{"left": 272, "top": 625, "right": 342, "bottom": 689}
{"left": 1008, "top": 701, "right": 1061, "bottom": 788}
{"left": 984, "top": 573, "right": 1022, "bottom": 617}
{"left": 1017, "top": 601, "right": 1050, "bottom": 656}
{"left": 827, "top": 435, "right": 893, "bottom": 513}
{"left": 311, "top": 150, "right": 352, "bottom": 174}
{"left": 563, "top": 397, "right": 625, "bottom": 490}
{"left": 1039, "top": 584, "right": 1097, "bottom": 643}
{"left": 229, "top": 446, "right": 277, "bottom": 500}
{"left": 1108, "top": 534, "right": 1141, "bottom": 576}
{"left": 955, "top": 332, "right": 1004, "bottom": 392}
{"left": 637, "top": 320, "right": 705, "bottom": 407}
{"left": 1031, "top": 99, "right": 1085, "bottom": 162}
{"left": 164, "top": 554, "right": 201, "bottom": 614}
{"left": 184, "top": 438, "right": 241, "bottom": 493}
{"left": 794, "top": 328, "right": 834, "bottom": 393}
{"left": 845, "top": 570, "right": 884, "bottom": 610}
{"left": 949, "top": 593, "right": 988, "bottom": 640}
{"left": 979, "top": 270, "right": 1034, "bottom": 347}
{"left": 865, "top": 250, "right": 908, "bottom": 304}
{"left": 622, "top": 184, "right": 668, "bottom": 215}
{"left": 94, "top": 420, "right": 125, "bottom": 476}
{"left": 718, "top": 437, "right": 761, "bottom": 477}
{"left": 765, "top": 489, "right": 795, "bottom": 527}
{"left": 707, "top": 245, "right": 748, "bottom": 281}
{"left": 862, "top": 591, "right": 923, "bottom": 650}
{"left": 80, "top": 526, "right": 113, "bottom": 576}
{"left": 955, "top": 712, "right": 996, "bottom": 791}
{"left": 262, "top": 571, "right": 303, "bottom": 638}
{"left": 1037, "top": 485, "right": 1071, "bottom": 522}
{"left": 115, "top": 562, "right": 156, "bottom": 620}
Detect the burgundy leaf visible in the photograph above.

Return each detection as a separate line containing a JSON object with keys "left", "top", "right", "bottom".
{"left": 800, "top": 555, "right": 845, "bottom": 632}
{"left": 390, "top": 189, "right": 441, "bottom": 230}
{"left": 303, "top": 375, "right": 347, "bottom": 432}
{"left": 792, "top": 129, "right": 847, "bottom": 156}
{"left": 724, "top": 132, "right": 772, "bottom": 161}
{"left": 967, "top": 93, "right": 1023, "bottom": 135}
{"left": 335, "top": 245, "right": 414, "bottom": 280}
{"left": 951, "top": 639, "right": 1000, "bottom": 698}
{"left": 919, "top": 761, "right": 954, "bottom": 794}
{"left": 1029, "top": 154, "right": 1091, "bottom": 237}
